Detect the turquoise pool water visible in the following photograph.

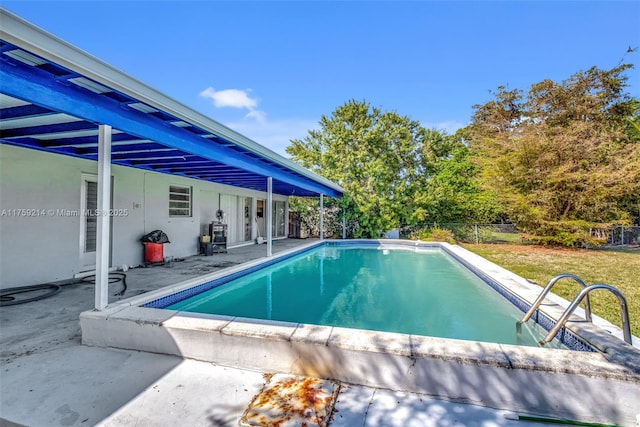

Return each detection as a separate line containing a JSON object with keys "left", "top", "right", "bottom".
{"left": 168, "top": 245, "right": 562, "bottom": 348}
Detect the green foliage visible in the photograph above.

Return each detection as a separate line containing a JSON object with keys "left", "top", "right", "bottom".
{"left": 287, "top": 65, "right": 637, "bottom": 246}
{"left": 449, "top": 224, "right": 491, "bottom": 243}
{"left": 287, "top": 100, "right": 429, "bottom": 237}
{"left": 409, "top": 227, "right": 456, "bottom": 244}
{"left": 625, "top": 99, "right": 640, "bottom": 140}
{"left": 415, "top": 138, "right": 504, "bottom": 224}
{"left": 524, "top": 220, "right": 608, "bottom": 247}
{"left": 469, "top": 64, "right": 640, "bottom": 245}
{"left": 287, "top": 100, "right": 502, "bottom": 237}
{"left": 288, "top": 196, "right": 347, "bottom": 237}
{"left": 406, "top": 223, "right": 520, "bottom": 244}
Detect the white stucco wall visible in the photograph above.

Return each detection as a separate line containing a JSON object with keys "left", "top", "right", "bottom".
{"left": 0, "top": 144, "right": 288, "bottom": 288}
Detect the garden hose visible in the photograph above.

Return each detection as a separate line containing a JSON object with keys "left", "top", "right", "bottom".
{"left": 80, "top": 272, "right": 127, "bottom": 296}
{"left": 0, "top": 273, "right": 127, "bottom": 306}
{"left": 0, "top": 283, "right": 63, "bottom": 306}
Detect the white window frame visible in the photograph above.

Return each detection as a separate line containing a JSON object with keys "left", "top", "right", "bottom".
{"left": 169, "top": 185, "right": 192, "bottom": 217}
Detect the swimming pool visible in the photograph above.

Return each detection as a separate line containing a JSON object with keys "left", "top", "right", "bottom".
{"left": 80, "top": 240, "right": 640, "bottom": 425}
{"left": 164, "top": 245, "right": 561, "bottom": 348}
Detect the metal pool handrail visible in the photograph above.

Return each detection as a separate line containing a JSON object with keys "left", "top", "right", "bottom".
{"left": 539, "top": 284, "right": 632, "bottom": 346}
{"left": 518, "top": 274, "right": 593, "bottom": 329}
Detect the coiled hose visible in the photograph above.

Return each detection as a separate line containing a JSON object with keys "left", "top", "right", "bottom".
{"left": 0, "top": 273, "right": 126, "bottom": 306}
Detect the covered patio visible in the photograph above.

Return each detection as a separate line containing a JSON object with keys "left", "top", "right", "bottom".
{"left": 0, "top": 8, "right": 343, "bottom": 310}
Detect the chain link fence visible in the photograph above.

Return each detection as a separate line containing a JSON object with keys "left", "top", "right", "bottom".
{"left": 591, "top": 226, "right": 640, "bottom": 247}
{"left": 398, "top": 223, "right": 640, "bottom": 247}
{"left": 400, "top": 223, "right": 522, "bottom": 244}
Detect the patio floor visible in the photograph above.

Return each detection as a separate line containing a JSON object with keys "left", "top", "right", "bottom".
{"left": 0, "top": 238, "right": 555, "bottom": 426}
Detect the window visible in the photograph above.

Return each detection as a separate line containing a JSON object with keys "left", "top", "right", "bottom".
{"left": 169, "top": 185, "right": 192, "bottom": 217}
{"left": 85, "top": 180, "right": 98, "bottom": 252}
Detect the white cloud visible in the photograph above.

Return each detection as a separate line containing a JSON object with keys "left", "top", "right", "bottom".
{"left": 199, "top": 86, "right": 317, "bottom": 156}
{"left": 244, "top": 109, "right": 267, "bottom": 124}
{"left": 199, "top": 87, "right": 258, "bottom": 109}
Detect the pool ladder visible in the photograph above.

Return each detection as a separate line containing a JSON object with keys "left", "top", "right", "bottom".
{"left": 517, "top": 274, "right": 632, "bottom": 346}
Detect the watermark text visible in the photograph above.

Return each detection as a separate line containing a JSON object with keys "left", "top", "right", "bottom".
{"left": 1, "top": 208, "right": 130, "bottom": 217}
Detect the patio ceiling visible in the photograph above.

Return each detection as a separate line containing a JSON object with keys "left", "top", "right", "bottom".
{"left": 0, "top": 9, "right": 343, "bottom": 198}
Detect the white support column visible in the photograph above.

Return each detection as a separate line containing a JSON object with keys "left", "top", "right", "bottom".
{"left": 266, "top": 177, "right": 273, "bottom": 257}
{"left": 342, "top": 206, "right": 346, "bottom": 239}
{"left": 95, "top": 124, "right": 112, "bottom": 310}
{"left": 319, "top": 193, "right": 324, "bottom": 241}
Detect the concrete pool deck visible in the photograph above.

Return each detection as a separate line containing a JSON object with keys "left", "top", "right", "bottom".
{"left": 2, "top": 239, "right": 639, "bottom": 426}
{"left": 1, "top": 345, "right": 552, "bottom": 427}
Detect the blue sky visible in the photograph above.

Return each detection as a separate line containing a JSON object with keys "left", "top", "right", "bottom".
{"left": 4, "top": 1, "right": 640, "bottom": 156}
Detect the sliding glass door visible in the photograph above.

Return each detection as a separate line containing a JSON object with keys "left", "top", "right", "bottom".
{"left": 220, "top": 194, "right": 253, "bottom": 245}
{"left": 272, "top": 200, "right": 286, "bottom": 238}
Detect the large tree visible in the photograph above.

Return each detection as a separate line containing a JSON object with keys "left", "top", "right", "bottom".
{"left": 469, "top": 64, "right": 640, "bottom": 244}
{"left": 414, "top": 128, "right": 504, "bottom": 224}
{"left": 287, "top": 100, "right": 501, "bottom": 237}
{"left": 287, "top": 100, "right": 428, "bottom": 237}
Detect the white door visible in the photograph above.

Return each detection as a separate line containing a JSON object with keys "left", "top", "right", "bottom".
{"left": 79, "top": 174, "right": 112, "bottom": 271}
{"left": 232, "top": 196, "right": 252, "bottom": 243}
{"left": 256, "top": 199, "right": 266, "bottom": 240}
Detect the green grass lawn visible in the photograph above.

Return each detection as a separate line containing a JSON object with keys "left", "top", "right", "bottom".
{"left": 488, "top": 231, "right": 523, "bottom": 244}
{"left": 461, "top": 243, "right": 640, "bottom": 337}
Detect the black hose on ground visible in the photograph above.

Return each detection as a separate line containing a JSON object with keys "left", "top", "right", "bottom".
{"left": 0, "top": 283, "right": 63, "bottom": 306}
{"left": 80, "top": 273, "right": 127, "bottom": 296}
{"left": 0, "top": 273, "right": 127, "bottom": 306}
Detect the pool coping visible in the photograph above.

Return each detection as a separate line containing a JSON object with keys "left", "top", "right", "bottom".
{"left": 80, "top": 239, "right": 640, "bottom": 425}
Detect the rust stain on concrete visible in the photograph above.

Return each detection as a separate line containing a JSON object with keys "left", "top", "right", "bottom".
{"left": 240, "top": 374, "right": 340, "bottom": 427}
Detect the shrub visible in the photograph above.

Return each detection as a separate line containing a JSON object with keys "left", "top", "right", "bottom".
{"left": 409, "top": 227, "right": 456, "bottom": 244}
{"left": 531, "top": 220, "right": 608, "bottom": 247}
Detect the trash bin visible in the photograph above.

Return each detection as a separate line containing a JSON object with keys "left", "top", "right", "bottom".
{"left": 143, "top": 242, "right": 164, "bottom": 263}
{"left": 140, "top": 230, "right": 170, "bottom": 265}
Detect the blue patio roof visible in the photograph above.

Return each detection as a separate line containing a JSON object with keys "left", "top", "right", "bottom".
{"left": 0, "top": 9, "right": 343, "bottom": 198}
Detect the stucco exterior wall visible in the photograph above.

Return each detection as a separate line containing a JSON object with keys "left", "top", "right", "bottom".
{"left": 0, "top": 144, "right": 288, "bottom": 288}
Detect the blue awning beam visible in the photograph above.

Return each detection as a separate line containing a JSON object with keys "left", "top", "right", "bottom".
{"left": 0, "top": 8, "right": 344, "bottom": 199}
